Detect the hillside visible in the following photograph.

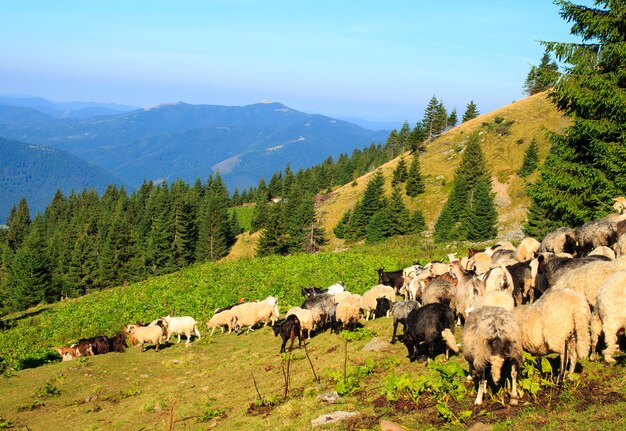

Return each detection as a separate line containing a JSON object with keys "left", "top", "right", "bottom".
{"left": 315, "top": 92, "right": 569, "bottom": 250}
{"left": 0, "top": 137, "right": 121, "bottom": 222}
{"left": 0, "top": 101, "right": 389, "bottom": 191}
{"left": 0, "top": 237, "right": 625, "bottom": 430}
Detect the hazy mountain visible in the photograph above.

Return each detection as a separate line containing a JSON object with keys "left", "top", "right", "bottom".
{"left": 0, "top": 101, "right": 390, "bottom": 191}
{"left": 0, "top": 94, "right": 139, "bottom": 119}
{"left": 0, "top": 137, "right": 121, "bottom": 222}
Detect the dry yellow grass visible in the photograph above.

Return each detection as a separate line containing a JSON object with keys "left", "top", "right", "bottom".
{"left": 318, "top": 92, "right": 569, "bottom": 250}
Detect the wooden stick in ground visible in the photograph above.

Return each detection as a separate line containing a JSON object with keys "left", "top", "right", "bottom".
{"left": 303, "top": 341, "right": 319, "bottom": 383}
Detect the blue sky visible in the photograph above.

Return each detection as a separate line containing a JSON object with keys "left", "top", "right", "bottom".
{"left": 0, "top": 1, "right": 581, "bottom": 123}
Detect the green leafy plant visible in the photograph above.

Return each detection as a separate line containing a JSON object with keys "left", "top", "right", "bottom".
{"left": 34, "top": 382, "right": 61, "bottom": 398}
{"left": 198, "top": 405, "right": 226, "bottom": 422}
{"left": 327, "top": 358, "right": 376, "bottom": 396}
{"left": 340, "top": 327, "right": 377, "bottom": 342}
{"left": 517, "top": 352, "right": 557, "bottom": 402}
{"left": 17, "top": 400, "right": 45, "bottom": 412}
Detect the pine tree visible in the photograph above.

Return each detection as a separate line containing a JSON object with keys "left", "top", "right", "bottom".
{"left": 462, "top": 100, "right": 479, "bottom": 122}
{"left": 466, "top": 180, "right": 498, "bottom": 241}
{"left": 145, "top": 184, "right": 176, "bottom": 275}
{"left": 196, "top": 174, "right": 232, "bottom": 262}
{"left": 345, "top": 171, "right": 387, "bottom": 240}
{"left": 386, "top": 186, "right": 411, "bottom": 236}
{"left": 409, "top": 208, "right": 426, "bottom": 234}
{"left": 333, "top": 209, "right": 351, "bottom": 239}
{"left": 434, "top": 133, "right": 497, "bottom": 242}
{"left": 423, "top": 96, "right": 442, "bottom": 139}
{"left": 525, "top": 0, "right": 626, "bottom": 234}
{"left": 409, "top": 122, "right": 428, "bottom": 153}
{"left": 517, "top": 138, "right": 540, "bottom": 177}
{"left": 366, "top": 209, "right": 391, "bottom": 243}
{"left": 257, "top": 201, "right": 288, "bottom": 256}
{"left": 6, "top": 198, "right": 30, "bottom": 251}
{"left": 523, "top": 49, "right": 559, "bottom": 95}
{"left": 448, "top": 108, "right": 458, "bottom": 128}
{"left": 405, "top": 153, "right": 425, "bottom": 197}
{"left": 392, "top": 157, "right": 408, "bottom": 186}
{"left": 397, "top": 121, "right": 412, "bottom": 150}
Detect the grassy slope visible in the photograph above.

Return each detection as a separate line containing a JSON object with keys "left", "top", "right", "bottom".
{"left": 318, "top": 91, "right": 568, "bottom": 250}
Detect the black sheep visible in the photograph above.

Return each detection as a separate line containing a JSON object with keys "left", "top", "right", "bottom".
{"left": 403, "top": 303, "right": 458, "bottom": 362}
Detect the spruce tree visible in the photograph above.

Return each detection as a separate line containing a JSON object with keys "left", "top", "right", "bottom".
{"left": 257, "top": 201, "right": 287, "bottom": 256}
{"left": 462, "top": 100, "right": 479, "bottom": 122}
{"left": 423, "top": 96, "right": 441, "bottom": 139}
{"left": 333, "top": 209, "right": 351, "bottom": 239}
{"left": 366, "top": 208, "right": 391, "bottom": 243}
{"left": 345, "top": 171, "right": 387, "bottom": 240}
{"left": 409, "top": 122, "right": 428, "bottom": 153}
{"left": 196, "top": 174, "right": 232, "bottom": 262}
{"left": 405, "top": 153, "right": 425, "bottom": 197}
{"left": 409, "top": 208, "right": 426, "bottom": 234}
{"left": 6, "top": 198, "right": 30, "bottom": 251}
{"left": 526, "top": 0, "right": 626, "bottom": 233}
{"left": 523, "top": 49, "right": 559, "bottom": 95}
{"left": 386, "top": 186, "right": 411, "bottom": 236}
{"left": 466, "top": 180, "right": 498, "bottom": 241}
{"left": 434, "top": 133, "right": 497, "bottom": 242}
{"left": 392, "top": 157, "right": 408, "bottom": 186}
{"left": 517, "top": 138, "right": 540, "bottom": 177}
{"left": 448, "top": 108, "right": 458, "bottom": 128}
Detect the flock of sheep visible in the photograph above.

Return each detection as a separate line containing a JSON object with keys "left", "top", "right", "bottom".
{"left": 57, "top": 198, "right": 626, "bottom": 407}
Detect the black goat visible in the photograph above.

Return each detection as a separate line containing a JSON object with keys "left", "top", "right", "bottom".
{"left": 374, "top": 297, "right": 392, "bottom": 319}
{"left": 403, "top": 303, "right": 458, "bottom": 362}
{"left": 377, "top": 267, "right": 405, "bottom": 292}
{"left": 273, "top": 314, "right": 301, "bottom": 353}
{"left": 301, "top": 286, "right": 328, "bottom": 297}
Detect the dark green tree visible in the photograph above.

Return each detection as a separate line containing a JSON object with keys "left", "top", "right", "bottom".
{"left": 392, "top": 157, "right": 408, "bottom": 185}
{"left": 405, "top": 153, "right": 425, "bottom": 197}
{"left": 196, "top": 174, "right": 232, "bottom": 262}
{"left": 409, "top": 208, "right": 426, "bottom": 234}
{"left": 434, "top": 133, "right": 496, "bottom": 242}
{"left": 345, "top": 171, "right": 387, "bottom": 240}
{"left": 523, "top": 49, "right": 560, "bottom": 95}
{"left": 409, "top": 121, "right": 428, "bottom": 153}
{"left": 466, "top": 180, "right": 498, "bottom": 241}
{"left": 448, "top": 108, "right": 458, "bottom": 128}
{"left": 525, "top": 0, "right": 626, "bottom": 234}
{"left": 257, "top": 201, "right": 288, "bottom": 256}
{"left": 6, "top": 198, "right": 31, "bottom": 251}
{"left": 366, "top": 208, "right": 392, "bottom": 243}
{"left": 462, "top": 100, "right": 479, "bottom": 122}
{"left": 517, "top": 138, "right": 540, "bottom": 177}
{"left": 386, "top": 186, "right": 411, "bottom": 236}
{"left": 333, "top": 209, "right": 351, "bottom": 239}
{"left": 145, "top": 184, "right": 176, "bottom": 275}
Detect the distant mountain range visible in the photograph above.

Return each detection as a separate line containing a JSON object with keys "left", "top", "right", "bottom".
{"left": 0, "top": 137, "right": 120, "bottom": 222}
{"left": 0, "top": 95, "right": 390, "bottom": 221}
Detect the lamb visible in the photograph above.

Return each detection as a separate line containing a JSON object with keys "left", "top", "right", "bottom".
{"left": 538, "top": 227, "right": 577, "bottom": 255}
{"left": 403, "top": 303, "right": 459, "bottom": 363}
{"left": 162, "top": 315, "right": 201, "bottom": 344}
{"left": 286, "top": 306, "right": 315, "bottom": 340}
{"left": 462, "top": 306, "right": 523, "bottom": 405}
{"left": 590, "top": 269, "right": 626, "bottom": 363}
{"left": 334, "top": 294, "right": 362, "bottom": 332}
{"left": 389, "top": 300, "right": 421, "bottom": 344}
{"left": 206, "top": 308, "right": 237, "bottom": 335}
{"left": 273, "top": 314, "right": 302, "bottom": 353}
{"left": 126, "top": 324, "right": 164, "bottom": 352}
{"left": 231, "top": 297, "right": 280, "bottom": 333}
{"left": 449, "top": 260, "right": 486, "bottom": 324}
{"left": 510, "top": 288, "right": 590, "bottom": 382}
{"left": 551, "top": 256, "right": 626, "bottom": 308}
{"left": 516, "top": 237, "right": 540, "bottom": 262}
{"left": 360, "top": 284, "right": 396, "bottom": 320}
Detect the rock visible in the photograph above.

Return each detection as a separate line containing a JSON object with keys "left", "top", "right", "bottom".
{"left": 311, "top": 411, "right": 359, "bottom": 427}
{"left": 362, "top": 337, "right": 388, "bottom": 352}
{"left": 469, "top": 422, "right": 492, "bottom": 431}
{"left": 317, "top": 391, "right": 340, "bottom": 404}
{"left": 380, "top": 419, "right": 408, "bottom": 431}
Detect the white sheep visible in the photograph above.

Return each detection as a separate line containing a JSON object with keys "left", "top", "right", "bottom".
{"left": 286, "top": 306, "right": 315, "bottom": 340}
{"left": 332, "top": 290, "right": 353, "bottom": 303}
{"left": 510, "top": 288, "right": 590, "bottom": 382}
{"left": 588, "top": 245, "right": 616, "bottom": 260}
{"left": 360, "top": 284, "right": 396, "bottom": 320}
{"left": 466, "top": 252, "right": 493, "bottom": 275}
{"left": 334, "top": 294, "right": 362, "bottom": 332}
{"left": 231, "top": 298, "right": 280, "bottom": 333}
{"left": 126, "top": 324, "right": 164, "bottom": 352}
{"left": 551, "top": 256, "right": 626, "bottom": 308}
{"left": 615, "top": 234, "right": 626, "bottom": 257}
{"left": 327, "top": 282, "right": 345, "bottom": 294}
{"left": 206, "top": 309, "right": 237, "bottom": 335}
{"left": 590, "top": 269, "right": 626, "bottom": 363}
{"left": 462, "top": 306, "right": 523, "bottom": 406}
{"left": 516, "top": 237, "right": 540, "bottom": 262}
{"left": 162, "top": 315, "right": 201, "bottom": 344}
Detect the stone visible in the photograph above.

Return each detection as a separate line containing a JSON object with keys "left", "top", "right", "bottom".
{"left": 380, "top": 419, "right": 408, "bottom": 431}
{"left": 311, "top": 411, "right": 359, "bottom": 427}
{"left": 317, "top": 391, "right": 340, "bottom": 404}
{"left": 362, "top": 337, "right": 388, "bottom": 352}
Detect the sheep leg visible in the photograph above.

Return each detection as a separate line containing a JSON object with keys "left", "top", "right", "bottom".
{"left": 195, "top": 326, "right": 201, "bottom": 340}
{"left": 210, "top": 327, "right": 216, "bottom": 336}
{"left": 509, "top": 364, "right": 519, "bottom": 406}
{"left": 567, "top": 340, "right": 577, "bottom": 375}
{"left": 602, "top": 321, "right": 619, "bottom": 363}
{"left": 590, "top": 312, "right": 603, "bottom": 361}
{"left": 466, "top": 363, "right": 474, "bottom": 383}
{"left": 475, "top": 368, "right": 487, "bottom": 405}
{"left": 391, "top": 320, "right": 399, "bottom": 344}
{"left": 557, "top": 344, "right": 568, "bottom": 384}
{"left": 155, "top": 341, "right": 160, "bottom": 352}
